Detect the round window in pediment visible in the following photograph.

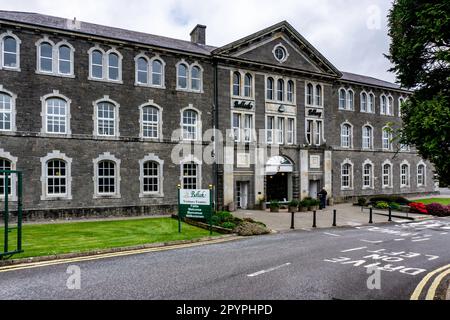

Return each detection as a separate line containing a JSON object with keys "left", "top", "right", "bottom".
{"left": 273, "top": 44, "right": 289, "bottom": 63}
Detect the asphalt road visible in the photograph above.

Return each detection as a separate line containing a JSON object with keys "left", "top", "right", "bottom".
{"left": 1, "top": 218, "right": 449, "bottom": 300}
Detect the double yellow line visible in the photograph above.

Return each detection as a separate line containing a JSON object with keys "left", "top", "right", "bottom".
{"left": 411, "top": 264, "right": 450, "bottom": 300}
{"left": 0, "top": 237, "right": 240, "bottom": 274}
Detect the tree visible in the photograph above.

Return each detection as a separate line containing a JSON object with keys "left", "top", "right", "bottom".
{"left": 387, "top": 0, "right": 450, "bottom": 185}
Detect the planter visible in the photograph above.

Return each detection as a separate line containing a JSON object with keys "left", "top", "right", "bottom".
{"left": 309, "top": 206, "right": 319, "bottom": 211}
{"left": 328, "top": 198, "right": 335, "bottom": 206}
{"left": 270, "top": 207, "right": 280, "bottom": 213}
{"left": 299, "top": 207, "right": 308, "bottom": 213}
{"left": 288, "top": 206, "right": 298, "bottom": 213}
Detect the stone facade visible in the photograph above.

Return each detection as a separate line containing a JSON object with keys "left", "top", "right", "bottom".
{"left": 0, "top": 12, "right": 436, "bottom": 218}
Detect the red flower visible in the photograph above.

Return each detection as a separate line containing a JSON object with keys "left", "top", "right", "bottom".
{"left": 409, "top": 203, "right": 429, "bottom": 214}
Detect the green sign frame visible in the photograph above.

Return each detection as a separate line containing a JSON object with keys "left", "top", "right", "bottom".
{"left": 178, "top": 185, "right": 214, "bottom": 236}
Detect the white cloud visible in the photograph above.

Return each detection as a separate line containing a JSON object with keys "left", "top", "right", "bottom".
{"left": 0, "top": 0, "right": 397, "bottom": 82}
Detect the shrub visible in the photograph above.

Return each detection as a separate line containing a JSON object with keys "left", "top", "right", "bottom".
{"left": 425, "top": 203, "right": 450, "bottom": 217}
{"left": 358, "top": 197, "right": 368, "bottom": 206}
{"left": 309, "top": 199, "right": 320, "bottom": 207}
{"left": 409, "top": 202, "right": 428, "bottom": 214}
{"left": 389, "top": 202, "right": 401, "bottom": 211}
{"left": 375, "top": 201, "right": 390, "bottom": 210}
{"left": 299, "top": 200, "right": 309, "bottom": 208}
{"left": 220, "top": 222, "right": 238, "bottom": 230}
{"left": 214, "top": 211, "right": 233, "bottom": 223}
{"left": 390, "top": 196, "right": 411, "bottom": 205}
{"left": 289, "top": 200, "right": 300, "bottom": 207}
{"left": 370, "top": 196, "right": 411, "bottom": 205}
{"left": 270, "top": 200, "right": 280, "bottom": 209}
{"left": 234, "top": 222, "right": 271, "bottom": 236}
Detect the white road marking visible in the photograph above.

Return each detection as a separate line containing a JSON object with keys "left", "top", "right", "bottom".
{"left": 394, "top": 239, "right": 406, "bottom": 241}
{"left": 301, "top": 228, "right": 312, "bottom": 232}
{"left": 361, "top": 240, "right": 383, "bottom": 244}
{"left": 441, "top": 233, "right": 448, "bottom": 235}
{"left": 324, "top": 233, "right": 341, "bottom": 237}
{"left": 341, "top": 247, "right": 367, "bottom": 253}
{"left": 394, "top": 220, "right": 410, "bottom": 223}
{"left": 248, "top": 263, "right": 292, "bottom": 277}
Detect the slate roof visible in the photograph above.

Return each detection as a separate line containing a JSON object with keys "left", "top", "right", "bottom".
{"left": 0, "top": 10, "right": 406, "bottom": 91}
{"left": 0, "top": 10, "right": 217, "bottom": 55}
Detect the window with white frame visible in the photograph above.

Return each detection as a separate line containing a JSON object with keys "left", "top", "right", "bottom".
{"left": 233, "top": 72, "right": 241, "bottom": 97}
{"left": 137, "top": 57, "right": 148, "bottom": 84}
{"left": 306, "top": 119, "right": 313, "bottom": 145}
{"left": 368, "top": 93, "right": 375, "bottom": 113}
{"left": 307, "top": 83, "right": 314, "bottom": 106}
{"left": 361, "top": 92, "right": 368, "bottom": 112}
{"left": 37, "top": 39, "right": 74, "bottom": 76}
{"left": 315, "top": 121, "right": 322, "bottom": 146}
{"left": 96, "top": 101, "right": 117, "bottom": 137}
{"left": 244, "top": 73, "right": 252, "bottom": 98}
{"left": 315, "top": 85, "right": 322, "bottom": 106}
{"left": 0, "top": 89, "right": 15, "bottom": 132}
{"left": 40, "top": 151, "right": 72, "bottom": 200}
{"left": 266, "top": 116, "right": 274, "bottom": 144}
{"left": 382, "top": 127, "right": 393, "bottom": 150}
{"left": 0, "top": 158, "right": 12, "bottom": 196}
{"left": 277, "top": 79, "right": 285, "bottom": 102}
{"left": 58, "top": 45, "right": 72, "bottom": 75}
{"left": 89, "top": 47, "right": 122, "bottom": 82}
{"left": 93, "top": 153, "right": 120, "bottom": 198}
{"left": 347, "top": 90, "right": 354, "bottom": 111}
{"left": 417, "top": 163, "right": 426, "bottom": 187}
{"left": 306, "top": 83, "right": 322, "bottom": 107}
{"left": 243, "top": 114, "right": 253, "bottom": 143}
{"left": 363, "top": 162, "right": 374, "bottom": 189}
{"left": 305, "top": 119, "right": 323, "bottom": 146}
{"left": 266, "top": 77, "right": 274, "bottom": 100}
{"left": 362, "top": 125, "right": 373, "bottom": 149}
{"left": 338, "top": 88, "right": 355, "bottom": 111}
{"left": 232, "top": 113, "right": 241, "bottom": 142}
{"left": 39, "top": 41, "right": 53, "bottom": 73}
{"left": 182, "top": 162, "right": 199, "bottom": 190}
{"left": 401, "top": 162, "right": 410, "bottom": 187}
{"left": 135, "top": 55, "right": 165, "bottom": 87}
{"left": 387, "top": 96, "right": 394, "bottom": 116}
{"left": 339, "top": 88, "right": 346, "bottom": 110}
{"left": 182, "top": 109, "right": 198, "bottom": 141}
{"left": 44, "top": 97, "right": 68, "bottom": 134}
{"left": 383, "top": 162, "right": 393, "bottom": 188}
{"left": 152, "top": 59, "right": 164, "bottom": 86}
{"left": 287, "top": 81, "right": 295, "bottom": 103}
{"left": 287, "top": 118, "right": 295, "bottom": 145}
{"left": 276, "top": 117, "right": 285, "bottom": 144}
{"left": 177, "top": 61, "right": 203, "bottom": 92}
{"left": 143, "top": 161, "right": 159, "bottom": 194}
{"left": 381, "top": 95, "right": 388, "bottom": 115}
{"left": 341, "top": 123, "right": 352, "bottom": 148}
{"left": 1, "top": 32, "right": 21, "bottom": 70}
{"left": 341, "top": 160, "right": 353, "bottom": 189}
{"left": 141, "top": 105, "right": 160, "bottom": 139}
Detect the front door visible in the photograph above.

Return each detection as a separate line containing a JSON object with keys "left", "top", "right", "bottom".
{"left": 309, "top": 180, "right": 320, "bottom": 199}
{"left": 267, "top": 173, "right": 288, "bottom": 202}
{"left": 236, "top": 182, "right": 249, "bottom": 209}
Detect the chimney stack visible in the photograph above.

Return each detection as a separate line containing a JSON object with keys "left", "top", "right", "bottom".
{"left": 190, "top": 24, "right": 206, "bottom": 45}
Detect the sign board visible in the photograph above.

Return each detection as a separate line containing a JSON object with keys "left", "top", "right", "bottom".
{"left": 179, "top": 189, "right": 213, "bottom": 219}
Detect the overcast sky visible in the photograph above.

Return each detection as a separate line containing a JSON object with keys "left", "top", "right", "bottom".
{"left": 0, "top": 0, "right": 398, "bottom": 82}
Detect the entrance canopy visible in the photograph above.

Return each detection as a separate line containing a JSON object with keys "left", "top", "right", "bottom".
{"left": 265, "top": 156, "right": 294, "bottom": 175}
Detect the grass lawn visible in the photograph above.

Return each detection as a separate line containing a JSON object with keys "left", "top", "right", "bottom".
{"left": 414, "top": 198, "right": 450, "bottom": 205}
{"left": 0, "top": 217, "right": 220, "bottom": 259}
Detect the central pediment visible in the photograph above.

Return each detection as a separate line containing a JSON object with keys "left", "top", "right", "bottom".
{"left": 213, "top": 21, "right": 341, "bottom": 77}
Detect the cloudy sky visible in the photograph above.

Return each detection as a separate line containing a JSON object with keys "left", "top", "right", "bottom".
{"left": 0, "top": 0, "right": 398, "bottom": 82}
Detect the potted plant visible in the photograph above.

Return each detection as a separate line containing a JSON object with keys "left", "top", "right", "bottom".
{"left": 309, "top": 199, "right": 320, "bottom": 211}
{"left": 270, "top": 200, "right": 280, "bottom": 213}
{"left": 299, "top": 200, "right": 309, "bottom": 212}
{"left": 288, "top": 200, "right": 299, "bottom": 213}
{"left": 257, "top": 196, "right": 267, "bottom": 211}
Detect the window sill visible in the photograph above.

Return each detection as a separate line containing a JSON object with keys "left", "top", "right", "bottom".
{"left": 139, "top": 193, "right": 164, "bottom": 199}
{"left": 88, "top": 77, "right": 123, "bottom": 85}
{"left": 36, "top": 71, "right": 75, "bottom": 79}
{"left": 93, "top": 194, "right": 121, "bottom": 200}
{"left": 341, "top": 188, "right": 354, "bottom": 191}
{"left": 382, "top": 186, "right": 394, "bottom": 189}
{"left": 93, "top": 135, "right": 121, "bottom": 141}
{"left": 176, "top": 88, "right": 204, "bottom": 94}
{"left": 338, "top": 108, "right": 355, "bottom": 112}
{"left": 0, "top": 67, "right": 21, "bottom": 72}
{"left": 267, "top": 99, "right": 296, "bottom": 106}
{"left": 40, "top": 133, "right": 72, "bottom": 139}
{"left": 305, "top": 104, "right": 323, "bottom": 109}
{"left": 41, "top": 196, "right": 72, "bottom": 201}
{"left": 135, "top": 83, "right": 166, "bottom": 90}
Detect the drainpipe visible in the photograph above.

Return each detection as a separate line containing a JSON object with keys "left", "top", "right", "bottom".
{"left": 213, "top": 59, "right": 219, "bottom": 211}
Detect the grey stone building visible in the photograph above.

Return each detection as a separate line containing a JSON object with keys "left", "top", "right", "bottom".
{"left": 0, "top": 11, "right": 435, "bottom": 217}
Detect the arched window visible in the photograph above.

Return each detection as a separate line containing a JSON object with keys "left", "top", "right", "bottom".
{"left": 417, "top": 163, "right": 426, "bottom": 186}
{"left": 341, "top": 161, "right": 353, "bottom": 189}
{"left": 182, "top": 162, "right": 199, "bottom": 190}
{"left": 143, "top": 161, "right": 159, "bottom": 194}
{"left": 191, "top": 66, "right": 202, "bottom": 91}
{"left": 383, "top": 163, "right": 393, "bottom": 188}
{"left": 315, "top": 85, "right": 322, "bottom": 106}
{"left": 381, "top": 95, "right": 387, "bottom": 115}
{"left": 287, "top": 81, "right": 294, "bottom": 103}
{"left": 233, "top": 72, "right": 241, "bottom": 96}
{"left": 388, "top": 96, "right": 394, "bottom": 115}
{"left": 182, "top": 109, "right": 198, "bottom": 141}
{"left": 2, "top": 36, "right": 18, "bottom": 68}
{"left": 141, "top": 106, "right": 160, "bottom": 139}
{"left": 137, "top": 57, "right": 148, "bottom": 84}
{"left": 399, "top": 97, "right": 405, "bottom": 117}
{"left": 267, "top": 77, "right": 274, "bottom": 100}
{"left": 58, "top": 45, "right": 71, "bottom": 75}
{"left": 46, "top": 159, "right": 67, "bottom": 197}
{"left": 341, "top": 123, "right": 352, "bottom": 148}
{"left": 0, "top": 92, "right": 12, "bottom": 131}
{"left": 108, "top": 52, "right": 120, "bottom": 81}
{"left": 362, "top": 125, "right": 373, "bottom": 149}
{"left": 368, "top": 93, "right": 375, "bottom": 113}
{"left": 0, "top": 158, "right": 12, "bottom": 196}
{"left": 177, "top": 63, "right": 188, "bottom": 89}
{"left": 347, "top": 90, "right": 354, "bottom": 110}
{"left": 45, "top": 97, "right": 68, "bottom": 134}
{"left": 96, "top": 101, "right": 116, "bottom": 137}
{"left": 307, "top": 83, "right": 314, "bottom": 105}
{"left": 339, "top": 89, "right": 346, "bottom": 109}
{"left": 277, "top": 79, "right": 284, "bottom": 101}
{"left": 97, "top": 160, "right": 116, "bottom": 195}
{"left": 363, "top": 162, "right": 373, "bottom": 189}
{"left": 152, "top": 59, "right": 163, "bottom": 86}
{"left": 39, "top": 42, "right": 53, "bottom": 73}
{"left": 382, "top": 127, "right": 392, "bottom": 150}
{"left": 401, "top": 163, "right": 410, "bottom": 187}
{"left": 361, "top": 92, "right": 368, "bottom": 112}
{"left": 91, "top": 49, "right": 104, "bottom": 79}
{"left": 244, "top": 73, "right": 252, "bottom": 97}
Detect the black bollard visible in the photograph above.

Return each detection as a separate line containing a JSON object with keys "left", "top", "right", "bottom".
{"left": 313, "top": 211, "right": 317, "bottom": 228}
{"left": 388, "top": 207, "right": 392, "bottom": 222}
{"left": 291, "top": 212, "right": 295, "bottom": 230}
{"left": 369, "top": 208, "right": 374, "bottom": 224}
{"left": 333, "top": 210, "right": 337, "bottom": 227}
